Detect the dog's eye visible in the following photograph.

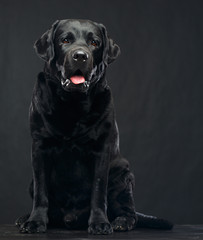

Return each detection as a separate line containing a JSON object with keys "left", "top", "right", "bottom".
{"left": 91, "top": 40, "right": 98, "bottom": 47}
{"left": 62, "top": 38, "right": 70, "bottom": 44}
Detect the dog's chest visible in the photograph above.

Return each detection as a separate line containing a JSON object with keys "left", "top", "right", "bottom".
{"left": 45, "top": 97, "right": 95, "bottom": 138}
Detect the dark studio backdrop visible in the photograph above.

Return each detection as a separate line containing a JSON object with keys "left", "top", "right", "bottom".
{"left": 0, "top": 0, "right": 202, "bottom": 225}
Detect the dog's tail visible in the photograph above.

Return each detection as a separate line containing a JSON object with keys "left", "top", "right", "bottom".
{"left": 136, "top": 212, "right": 173, "bottom": 230}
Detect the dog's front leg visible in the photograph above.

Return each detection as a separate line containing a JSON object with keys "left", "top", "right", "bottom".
{"left": 20, "top": 140, "right": 49, "bottom": 233}
{"left": 88, "top": 148, "right": 113, "bottom": 235}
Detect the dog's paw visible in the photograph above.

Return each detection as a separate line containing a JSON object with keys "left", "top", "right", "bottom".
{"left": 88, "top": 222, "right": 113, "bottom": 235}
{"left": 111, "top": 216, "right": 135, "bottom": 231}
{"left": 15, "top": 214, "right": 30, "bottom": 227}
{"left": 19, "top": 220, "right": 47, "bottom": 233}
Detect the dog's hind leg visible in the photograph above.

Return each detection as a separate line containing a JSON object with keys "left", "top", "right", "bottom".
{"left": 108, "top": 161, "right": 137, "bottom": 231}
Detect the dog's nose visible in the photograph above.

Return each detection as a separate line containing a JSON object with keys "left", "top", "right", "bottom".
{"left": 72, "top": 50, "right": 88, "bottom": 62}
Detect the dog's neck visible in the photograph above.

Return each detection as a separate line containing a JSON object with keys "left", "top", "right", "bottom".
{"left": 35, "top": 70, "right": 113, "bottom": 140}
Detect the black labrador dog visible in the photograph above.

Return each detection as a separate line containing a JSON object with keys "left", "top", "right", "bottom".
{"left": 16, "top": 19, "right": 173, "bottom": 234}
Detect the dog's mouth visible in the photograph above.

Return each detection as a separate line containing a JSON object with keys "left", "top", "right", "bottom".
{"left": 61, "top": 70, "right": 90, "bottom": 91}
{"left": 70, "top": 75, "right": 85, "bottom": 85}
{"left": 69, "top": 70, "right": 86, "bottom": 85}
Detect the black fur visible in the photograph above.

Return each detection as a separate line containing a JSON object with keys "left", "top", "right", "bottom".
{"left": 16, "top": 19, "right": 173, "bottom": 234}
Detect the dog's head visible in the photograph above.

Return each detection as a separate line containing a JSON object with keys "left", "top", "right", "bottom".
{"left": 34, "top": 19, "right": 120, "bottom": 93}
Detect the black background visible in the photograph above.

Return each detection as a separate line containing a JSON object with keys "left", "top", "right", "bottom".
{"left": 0, "top": 0, "right": 202, "bottom": 224}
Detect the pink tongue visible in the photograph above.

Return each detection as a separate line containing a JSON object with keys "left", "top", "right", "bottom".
{"left": 70, "top": 75, "right": 85, "bottom": 84}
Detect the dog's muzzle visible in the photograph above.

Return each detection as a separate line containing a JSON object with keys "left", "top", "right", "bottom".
{"left": 60, "top": 48, "right": 94, "bottom": 92}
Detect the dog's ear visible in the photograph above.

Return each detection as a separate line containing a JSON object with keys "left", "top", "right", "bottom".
{"left": 34, "top": 20, "right": 59, "bottom": 63}
{"left": 107, "top": 38, "right": 120, "bottom": 64}
{"left": 99, "top": 23, "right": 120, "bottom": 65}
